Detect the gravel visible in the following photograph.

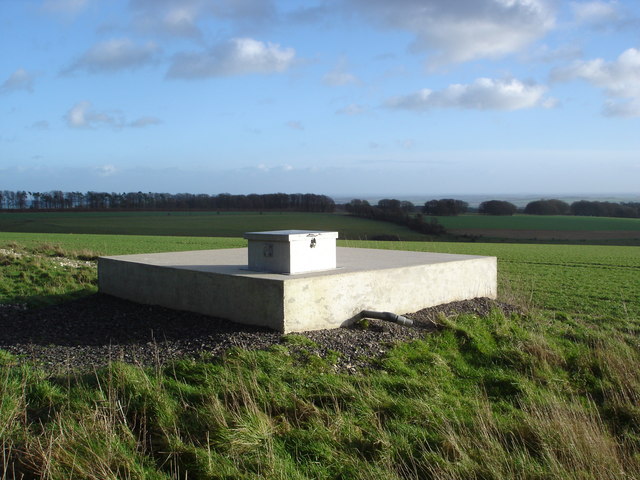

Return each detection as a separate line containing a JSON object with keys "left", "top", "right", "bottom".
{"left": 0, "top": 295, "right": 520, "bottom": 373}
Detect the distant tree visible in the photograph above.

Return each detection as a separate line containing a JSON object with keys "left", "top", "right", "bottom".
{"left": 423, "top": 198, "right": 468, "bottom": 216}
{"left": 377, "top": 198, "right": 402, "bottom": 212}
{"left": 346, "top": 198, "right": 446, "bottom": 236}
{"left": 376, "top": 198, "right": 414, "bottom": 214}
{"left": 345, "top": 199, "right": 373, "bottom": 217}
{"left": 400, "top": 201, "right": 415, "bottom": 213}
{"left": 524, "top": 199, "right": 570, "bottom": 215}
{"left": 16, "top": 191, "right": 28, "bottom": 209}
{"left": 479, "top": 200, "right": 517, "bottom": 215}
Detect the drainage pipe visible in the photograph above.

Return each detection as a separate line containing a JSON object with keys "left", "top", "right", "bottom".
{"left": 361, "top": 310, "right": 414, "bottom": 327}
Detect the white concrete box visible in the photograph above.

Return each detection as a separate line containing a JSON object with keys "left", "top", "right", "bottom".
{"left": 98, "top": 247, "right": 498, "bottom": 333}
{"left": 243, "top": 230, "right": 338, "bottom": 274}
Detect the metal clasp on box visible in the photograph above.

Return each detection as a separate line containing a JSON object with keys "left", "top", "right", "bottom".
{"left": 307, "top": 233, "right": 318, "bottom": 248}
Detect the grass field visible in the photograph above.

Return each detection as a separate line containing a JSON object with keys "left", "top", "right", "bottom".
{"left": 1, "top": 229, "right": 640, "bottom": 478}
{"left": 434, "top": 214, "right": 640, "bottom": 245}
{"left": 2, "top": 211, "right": 638, "bottom": 245}
{"left": 435, "top": 214, "right": 640, "bottom": 231}
{"left": 0, "top": 211, "right": 430, "bottom": 241}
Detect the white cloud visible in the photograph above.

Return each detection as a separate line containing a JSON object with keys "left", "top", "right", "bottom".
{"left": 553, "top": 48, "right": 640, "bottom": 98}
{"left": 64, "top": 102, "right": 162, "bottom": 128}
{"left": 571, "top": 1, "right": 619, "bottom": 25}
{"left": 552, "top": 47, "right": 640, "bottom": 117}
{"left": 348, "top": 0, "right": 555, "bottom": 65}
{"left": 385, "top": 78, "right": 551, "bottom": 111}
{"left": 1, "top": 68, "right": 36, "bottom": 94}
{"left": 252, "top": 163, "right": 295, "bottom": 173}
{"left": 64, "top": 38, "right": 159, "bottom": 74}
{"left": 167, "top": 37, "right": 295, "bottom": 78}
{"left": 65, "top": 101, "right": 121, "bottom": 128}
{"left": 96, "top": 164, "right": 117, "bottom": 176}
{"left": 336, "top": 104, "right": 366, "bottom": 115}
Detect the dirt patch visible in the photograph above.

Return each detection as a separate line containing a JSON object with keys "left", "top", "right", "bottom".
{"left": 0, "top": 295, "right": 520, "bottom": 374}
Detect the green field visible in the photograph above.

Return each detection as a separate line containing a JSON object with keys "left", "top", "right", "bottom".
{"left": 434, "top": 213, "right": 640, "bottom": 231}
{"left": 2, "top": 228, "right": 640, "bottom": 478}
{"left": 0, "top": 211, "right": 430, "bottom": 241}
{"left": 0, "top": 231, "right": 247, "bottom": 256}
{"left": 2, "top": 211, "right": 638, "bottom": 247}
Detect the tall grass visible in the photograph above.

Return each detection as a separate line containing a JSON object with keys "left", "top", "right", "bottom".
{"left": 0, "top": 244, "right": 96, "bottom": 307}
{"left": 2, "top": 306, "right": 640, "bottom": 479}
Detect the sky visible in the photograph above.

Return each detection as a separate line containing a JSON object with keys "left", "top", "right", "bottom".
{"left": 1, "top": 0, "right": 639, "bottom": 198}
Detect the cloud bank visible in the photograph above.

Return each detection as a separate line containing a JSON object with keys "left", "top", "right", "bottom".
{"left": 348, "top": 0, "right": 556, "bottom": 64}
{"left": 129, "top": 0, "right": 276, "bottom": 37}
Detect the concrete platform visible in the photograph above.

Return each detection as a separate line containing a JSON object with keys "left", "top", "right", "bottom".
{"left": 98, "top": 247, "right": 497, "bottom": 333}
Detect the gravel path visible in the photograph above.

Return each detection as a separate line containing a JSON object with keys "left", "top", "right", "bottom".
{"left": 0, "top": 295, "right": 519, "bottom": 373}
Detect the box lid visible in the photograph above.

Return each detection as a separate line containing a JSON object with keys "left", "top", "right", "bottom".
{"left": 243, "top": 230, "right": 338, "bottom": 242}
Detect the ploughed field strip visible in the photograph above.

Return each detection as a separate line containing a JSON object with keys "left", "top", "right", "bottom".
{"left": 450, "top": 228, "right": 640, "bottom": 241}
{"left": 0, "top": 294, "right": 518, "bottom": 373}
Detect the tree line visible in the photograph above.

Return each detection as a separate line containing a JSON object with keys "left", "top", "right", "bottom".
{"left": 2, "top": 189, "right": 637, "bottom": 219}
{"left": 524, "top": 199, "right": 640, "bottom": 218}
{"left": 0, "top": 190, "right": 335, "bottom": 213}
{"left": 347, "top": 197, "right": 640, "bottom": 219}
{"left": 411, "top": 197, "right": 639, "bottom": 218}
{"left": 421, "top": 198, "right": 518, "bottom": 216}
{"left": 345, "top": 199, "right": 447, "bottom": 236}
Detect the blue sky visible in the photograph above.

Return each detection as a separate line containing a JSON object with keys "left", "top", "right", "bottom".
{"left": 1, "top": 0, "right": 639, "bottom": 197}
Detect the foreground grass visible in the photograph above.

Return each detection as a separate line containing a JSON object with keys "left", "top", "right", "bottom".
{"left": 1, "top": 236, "right": 639, "bottom": 478}
{"left": 3, "top": 310, "right": 639, "bottom": 479}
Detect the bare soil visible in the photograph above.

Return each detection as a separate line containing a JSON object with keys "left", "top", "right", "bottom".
{"left": 451, "top": 229, "right": 640, "bottom": 241}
